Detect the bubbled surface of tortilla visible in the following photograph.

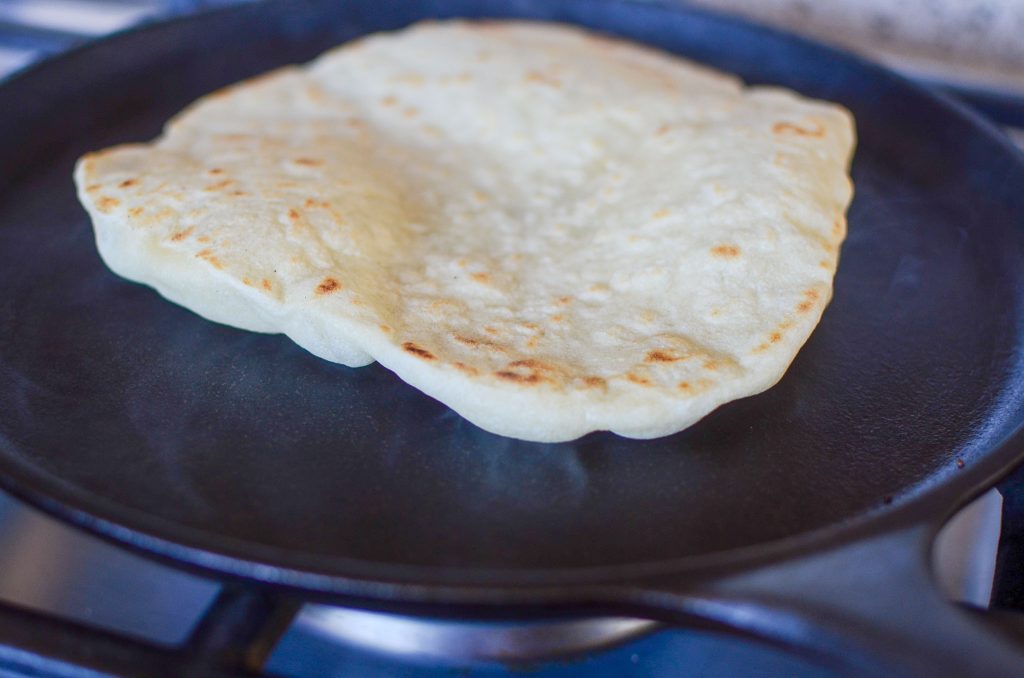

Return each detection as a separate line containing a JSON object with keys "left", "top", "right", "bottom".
{"left": 75, "top": 20, "right": 855, "bottom": 442}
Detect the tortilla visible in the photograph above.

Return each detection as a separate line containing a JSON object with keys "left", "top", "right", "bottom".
{"left": 75, "top": 20, "right": 855, "bottom": 442}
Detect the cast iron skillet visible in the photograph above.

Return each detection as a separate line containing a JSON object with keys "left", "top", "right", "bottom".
{"left": 1, "top": 0, "right": 1024, "bottom": 674}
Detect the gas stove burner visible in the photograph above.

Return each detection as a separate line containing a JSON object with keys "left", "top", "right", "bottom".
{"left": 293, "top": 606, "right": 660, "bottom": 663}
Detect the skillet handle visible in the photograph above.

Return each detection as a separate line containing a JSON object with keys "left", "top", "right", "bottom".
{"left": 627, "top": 523, "right": 1024, "bottom": 677}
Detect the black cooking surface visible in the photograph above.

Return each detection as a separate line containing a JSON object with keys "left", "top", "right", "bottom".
{"left": 1, "top": 147, "right": 1019, "bottom": 574}
{"left": 1, "top": 0, "right": 1024, "bottom": 588}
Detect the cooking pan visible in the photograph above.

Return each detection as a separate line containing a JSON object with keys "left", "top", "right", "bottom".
{"left": 1, "top": 0, "right": 1023, "bottom": 675}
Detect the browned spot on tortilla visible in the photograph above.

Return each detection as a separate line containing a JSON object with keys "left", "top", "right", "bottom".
{"left": 208, "top": 168, "right": 225, "bottom": 175}
{"left": 204, "top": 179, "right": 233, "bottom": 192}
{"left": 195, "top": 249, "right": 223, "bottom": 269}
{"left": 294, "top": 157, "right": 323, "bottom": 166}
{"left": 197, "top": 235, "right": 211, "bottom": 243}
{"left": 626, "top": 372, "right": 651, "bottom": 386}
{"left": 772, "top": 120, "right": 825, "bottom": 137}
{"left": 703, "top": 359, "right": 719, "bottom": 371}
{"left": 85, "top": 184, "right": 101, "bottom": 192}
{"left": 242, "top": 277, "right": 253, "bottom": 286}
{"left": 484, "top": 326, "right": 499, "bottom": 335}
{"left": 170, "top": 226, "right": 194, "bottom": 242}
{"left": 347, "top": 118, "right": 365, "bottom": 129}
{"left": 652, "top": 208, "right": 670, "bottom": 219}
{"left": 470, "top": 272, "right": 491, "bottom": 284}
{"left": 261, "top": 279, "right": 272, "bottom": 291}
{"left": 495, "top": 358, "right": 560, "bottom": 386}
{"left": 526, "top": 337, "right": 540, "bottom": 349}
{"left": 127, "top": 207, "right": 144, "bottom": 218}
{"left": 582, "top": 376, "right": 607, "bottom": 389}
{"left": 753, "top": 343, "right": 770, "bottom": 353}
{"left": 402, "top": 107, "right": 419, "bottom": 118}
{"left": 832, "top": 217, "right": 844, "bottom": 236}
{"left": 521, "top": 322, "right": 540, "bottom": 331}
{"left": 655, "top": 123, "right": 670, "bottom": 136}
{"left": 646, "top": 350, "right": 684, "bottom": 363}
{"left": 288, "top": 208, "right": 301, "bottom": 221}
{"left": 508, "top": 359, "right": 553, "bottom": 370}
{"left": 453, "top": 362, "right": 479, "bottom": 375}
{"left": 118, "top": 178, "right": 138, "bottom": 188}
{"left": 679, "top": 379, "right": 714, "bottom": 392}
{"left": 231, "top": 190, "right": 249, "bottom": 197}
{"left": 555, "top": 296, "right": 572, "bottom": 306}
{"left": 380, "top": 95, "right": 398, "bottom": 106}
{"left": 524, "top": 70, "right": 561, "bottom": 87}
{"left": 711, "top": 244, "right": 740, "bottom": 258}
{"left": 377, "top": 325, "right": 392, "bottom": 335}
{"left": 402, "top": 342, "right": 436, "bottom": 360}
{"left": 769, "top": 332, "right": 782, "bottom": 343}
{"left": 550, "top": 314, "right": 564, "bottom": 323}
{"left": 315, "top": 277, "right": 341, "bottom": 295}
{"left": 819, "top": 260, "right": 831, "bottom": 269}
{"left": 797, "top": 288, "right": 821, "bottom": 312}
{"left": 304, "top": 198, "right": 330, "bottom": 209}
{"left": 453, "top": 334, "right": 508, "bottom": 355}
{"left": 96, "top": 196, "right": 120, "bottom": 213}
{"left": 495, "top": 370, "right": 541, "bottom": 384}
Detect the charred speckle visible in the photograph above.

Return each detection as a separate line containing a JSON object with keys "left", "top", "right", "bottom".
{"left": 508, "top": 359, "right": 541, "bottom": 369}
{"left": 772, "top": 121, "right": 825, "bottom": 137}
{"left": 495, "top": 370, "right": 540, "bottom": 384}
{"left": 403, "top": 342, "right": 436, "bottom": 360}
{"left": 315, "top": 277, "right": 340, "bottom": 295}
{"left": 645, "top": 350, "right": 678, "bottom": 363}
{"left": 626, "top": 373, "right": 651, "bottom": 386}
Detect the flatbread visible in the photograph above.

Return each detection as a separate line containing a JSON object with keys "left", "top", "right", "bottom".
{"left": 74, "top": 20, "right": 855, "bottom": 442}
